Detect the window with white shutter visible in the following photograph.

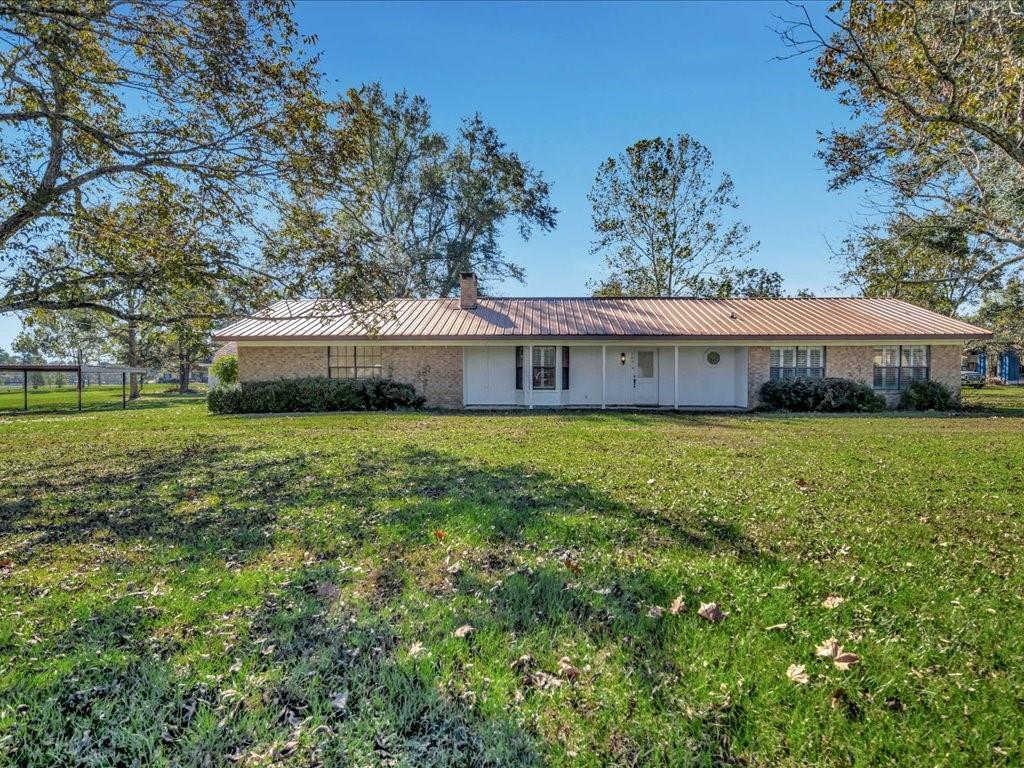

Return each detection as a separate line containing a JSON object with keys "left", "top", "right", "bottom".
{"left": 770, "top": 346, "right": 825, "bottom": 381}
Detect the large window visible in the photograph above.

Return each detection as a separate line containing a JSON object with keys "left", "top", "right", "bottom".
{"left": 873, "top": 345, "right": 929, "bottom": 391}
{"left": 329, "top": 346, "right": 383, "bottom": 379}
{"left": 770, "top": 346, "right": 824, "bottom": 381}
{"left": 562, "top": 347, "right": 570, "bottom": 390}
{"left": 532, "top": 346, "right": 555, "bottom": 390}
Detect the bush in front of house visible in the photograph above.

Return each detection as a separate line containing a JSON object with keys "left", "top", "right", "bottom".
{"left": 900, "top": 380, "right": 954, "bottom": 411}
{"left": 210, "top": 353, "right": 238, "bottom": 386}
{"left": 207, "top": 376, "right": 425, "bottom": 414}
{"left": 759, "top": 377, "right": 887, "bottom": 413}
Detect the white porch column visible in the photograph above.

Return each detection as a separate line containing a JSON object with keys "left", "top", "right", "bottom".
{"left": 527, "top": 344, "right": 533, "bottom": 409}
{"left": 674, "top": 345, "right": 679, "bottom": 410}
{"left": 601, "top": 344, "right": 607, "bottom": 409}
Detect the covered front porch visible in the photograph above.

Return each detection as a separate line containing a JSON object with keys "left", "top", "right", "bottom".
{"left": 462, "top": 343, "right": 749, "bottom": 410}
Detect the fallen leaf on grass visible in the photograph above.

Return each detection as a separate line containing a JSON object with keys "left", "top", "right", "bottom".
{"left": 822, "top": 594, "right": 845, "bottom": 609}
{"left": 557, "top": 656, "right": 580, "bottom": 679}
{"left": 765, "top": 623, "right": 788, "bottom": 632}
{"left": 647, "top": 605, "right": 665, "bottom": 619}
{"left": 510, "top": 654, "right": 534, "bottom": 672}
{"left": 561, "top": 555, "right": 581, "bottom": 576}
{"left": 408, "top": 641, "right": 426, "bottom": 658}
{"left": 815, "top": 637, "right": 860, "bottom": 670}
{"left": 433, "top": 530, "right": 447, "bottom": 541}
{"left": 453, "top": 624, "right": 474, "bottom": 639}
{"left": 697, "top": 602, "right": 725, "bottom": 622}
{"left": 795, "top": 478, "right": 812, "bottom": 493}
{"left": 787, "top": 664, "right": 809, "bottom": 685}
{"left": 669, "top": 594, "right": 686, "bottom": 615}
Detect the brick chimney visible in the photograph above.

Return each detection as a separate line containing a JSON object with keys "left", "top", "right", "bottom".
{"left": 459, "top": 272, "right": 478, "bottom": 309}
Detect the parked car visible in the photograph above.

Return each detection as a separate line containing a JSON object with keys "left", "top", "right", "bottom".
{"left": 961, "top": 369, "right": 985, "bottom": 388}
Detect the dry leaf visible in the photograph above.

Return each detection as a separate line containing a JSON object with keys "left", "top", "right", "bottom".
{"left": 561, "top": 556, "right": 581, "bottom": 576}
{"left": 795, "top": 478, "right": 811, "bottom": 492}
{"left": 446, "top": 561, "right": 462, "bottom": 575}
{"left": 433, "top": 530, "right": 447, "bottom": 541}
{"left": 822, "top": 594, "right": 845, "bottom": 609}
{"left": 697, "top": 602, "right": 725, "bottom": 622}
{"left": 787, "top": 664, "right": 809, "bottom": 685}
{"left": 408, "top": 641, "right": 426, "bottom": 658}
{"left": 647, "top": 605, "right": 665, "bottom": 619}
{"left": 815, "top": 637, "right": 841, "bottom": 658}
{"left": 833, "top": 651, "right": 860, "bottom": 671}
{"left": 453, "top": 624, "right": 474, "bottom": 638}
{"left": 815, "top": 637, "right": 860, "bottom": 670}
{"left": 510, "top": 654, "right": 534, "bottom": 672}
{"left": 765, "top": 623, "right": 788, "bottom": 632}
{"left": 557, "top": 656, "right": 580, "bottom": 679}
{"left": 669, "top": 594, "right": 686, "bottom": 615}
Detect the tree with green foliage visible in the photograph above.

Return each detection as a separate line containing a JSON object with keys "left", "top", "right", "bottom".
{"left": 211, "top": 354, "right": 239, "bottom": 387}
{"left": 977, "top": 278, "right": 1024, "bottom": 349}
{"left": 0, "top": 0, "right": 323, "bottom": 321}
{"left": 272, "top": 83, "right": 557, "bottom": 301}
{"left": 779, "top": 0, "right": 1024, "bottom": 287}
{"left": 587, "top": 135, "right": 758, "bottom": 297}
{"left": 837, "top": 213, "right": 1002, "bottom": 316}
{"left": 12, "top": 309, "right": 108, "bottom": 366}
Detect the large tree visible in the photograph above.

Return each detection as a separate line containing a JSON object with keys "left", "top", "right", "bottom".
{"left": 837, "top": 212, "right": 1002, "bottom": 316}
{"left": 12, "top": 308, "right": 107, "bottom": 366}
{"left": 0, "top": 0, "right": 323, "bottom": 317}
{"left": 779, "top": 0, "right": 1024, "bottom": 285}
{"left": 273, "top": 83, "right": 557, "bottom": 301}
{"left": 587, "top": 135, "right": 757, "bottom": 297}
{"left": 977, "top": 277, "right": 1024, "bottom": 349}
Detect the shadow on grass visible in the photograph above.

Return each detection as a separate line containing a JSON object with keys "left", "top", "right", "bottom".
{"left": 0, "top": 441, "right": 301, "bottom": 563}
{"left": 1, "top": 442, "right": 763, "bottom": 765}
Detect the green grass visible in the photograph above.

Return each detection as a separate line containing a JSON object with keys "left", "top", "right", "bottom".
{"left": 0, "top": 384, "right": 130, "bottom": 413}
{"left": 1, "top": 389, "right": 1022, "bottom": 766}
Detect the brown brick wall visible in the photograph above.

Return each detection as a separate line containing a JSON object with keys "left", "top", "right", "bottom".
{"left": 747, "top": 343, "right": 963, "bottom": 409}
{"left": 747, "top": 346, "right": 771, "bottom": 408}
{"left": 383, "top": 346, "right": 463, "bottom": 409}
{"left": 929, "top": 344, "right": 963, "bottom": 403}
{"left": 236, "top": 344, "right": 464, "bottom": 409}
{"left": 237, "top": 345, "right": 327, "bottom": 382}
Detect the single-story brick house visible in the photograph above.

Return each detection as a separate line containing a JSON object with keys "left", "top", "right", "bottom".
{"left": 213, "top": 273, "right": 992, "bottom": 410}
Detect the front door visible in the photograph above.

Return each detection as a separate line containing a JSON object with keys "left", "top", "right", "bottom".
{"left": 633, "top": 350, "right": 658, "bottom": 405}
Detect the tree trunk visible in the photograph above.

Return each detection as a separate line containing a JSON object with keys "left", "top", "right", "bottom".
{"left": 177, "top": 338, "right": 191, "bottom": 394}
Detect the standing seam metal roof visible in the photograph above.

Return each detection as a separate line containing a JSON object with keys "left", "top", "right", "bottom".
{"left": 213, "top": 297, "right": 992, "bottom": 341}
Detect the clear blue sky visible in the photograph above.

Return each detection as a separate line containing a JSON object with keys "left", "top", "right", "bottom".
{"left": 0, "top": 0, "right": 866, "bottom": 348}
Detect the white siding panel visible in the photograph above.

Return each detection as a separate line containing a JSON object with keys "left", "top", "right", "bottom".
{"left": 677, "top": 347, "right": 744, "bottom": 407}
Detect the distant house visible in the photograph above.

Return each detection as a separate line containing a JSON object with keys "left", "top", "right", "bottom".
{"left": 213, "top": 273, "right": 991, "bottom": 410}
{"left": 962, "top": 348, "right": 1022, "bottom": 385}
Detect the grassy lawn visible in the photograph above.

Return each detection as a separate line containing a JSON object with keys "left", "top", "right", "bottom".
{"left": 0, "top": 384, "right": 131, "bottom": 413}
{"left": 1, "top": 389, "right": 1022, "bottom": 766}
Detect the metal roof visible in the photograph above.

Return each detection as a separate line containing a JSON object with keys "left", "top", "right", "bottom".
{"left": 213, "top": 297, "right": 992, "bottom": 342}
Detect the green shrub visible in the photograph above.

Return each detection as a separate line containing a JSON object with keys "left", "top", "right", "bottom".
{"left": 208, "top": 376, "right": 425, "bottom": 414}
{"left": 210, "top": 353, "right": 238, "bottom": 386}
{"left": 759, "top": 377, "right": 887, "bottom": 413}
{"left": 900, "top": 380, "right": 954, "bottom": 411}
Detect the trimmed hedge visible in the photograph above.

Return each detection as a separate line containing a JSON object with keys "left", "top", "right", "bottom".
{"left": 759, "top": 377, "right": 887, "bottom": 413}
{"left": 208, "top": 376, "right": 425, "bottom": 414}
{"left": 900, "top": 380, "right": 954, "bottom": 411}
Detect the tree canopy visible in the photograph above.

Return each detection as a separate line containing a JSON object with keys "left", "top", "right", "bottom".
{"left": 587, "top": 135, "right": 758, "bottom": 297}
{"left": 0, "top": 0, "right": 324, "bottom": 317}
{"left": 271, "top": 83, "right": 557, "bottom": 301}
{"left": 779, "top": 0, "right": 1024, "bottom": 288}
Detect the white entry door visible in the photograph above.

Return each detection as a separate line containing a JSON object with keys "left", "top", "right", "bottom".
{"left": 633, "top": 350, "right": 658, "bottom": 405}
